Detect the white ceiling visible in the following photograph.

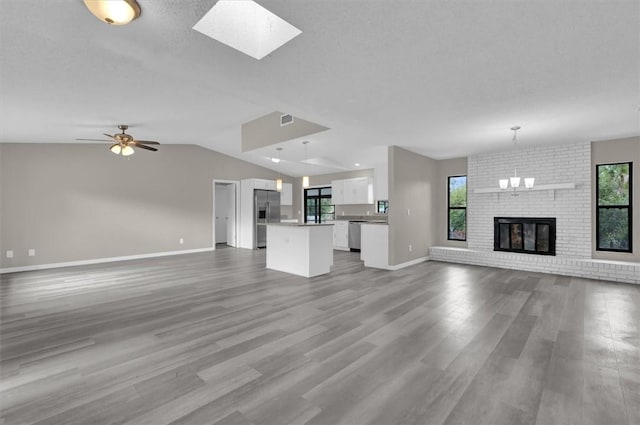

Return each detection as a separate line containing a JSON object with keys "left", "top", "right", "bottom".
{"left": 1, "top": 0, "right": 638, "bottom": 177}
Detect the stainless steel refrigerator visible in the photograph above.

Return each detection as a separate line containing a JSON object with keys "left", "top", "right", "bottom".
{"left": 254, "top": 189, "right": 281, "bottom": 249}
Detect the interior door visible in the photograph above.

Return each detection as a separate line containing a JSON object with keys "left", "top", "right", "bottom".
{"left": 215, "top": 184, "right": 227, "bottom": 244}
{"left": 226, "top": 183, "right": 236, "bottom": 246}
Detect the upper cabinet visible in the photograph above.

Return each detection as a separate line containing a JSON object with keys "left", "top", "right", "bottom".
{"left": 252, "top": 179, "right": 277, "bottom": 191}
{"left": 331, "top": 180, "right": 344, "bottom": 205}
{"left": 374, "top": 161, "right": 388, "bottom": 201}
{"left": 280, "top": 183, "right": 293, "bottom": 205}
{"left": 331, "top": 177, "right": 373, "bottom": 205}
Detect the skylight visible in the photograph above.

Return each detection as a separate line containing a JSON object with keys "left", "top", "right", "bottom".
{"left": 193, "top": 0, "right": 302, "bottom": 60}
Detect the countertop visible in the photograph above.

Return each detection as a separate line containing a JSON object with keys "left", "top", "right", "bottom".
{"left": 268, "top": 223, "right": 334, "bottom": 227}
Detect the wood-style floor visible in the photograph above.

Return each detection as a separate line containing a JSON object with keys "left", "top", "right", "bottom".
{"left": 1, "top": 248, "right": 638, "bottom": 425}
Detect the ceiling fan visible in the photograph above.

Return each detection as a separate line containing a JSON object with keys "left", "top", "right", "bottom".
{"left": 77, "top": 125, "right": 160, "bottom": 156}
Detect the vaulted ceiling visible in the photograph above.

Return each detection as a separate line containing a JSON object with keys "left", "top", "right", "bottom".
{"left": 1, "top": 0, "right": 638, "bottom": 176}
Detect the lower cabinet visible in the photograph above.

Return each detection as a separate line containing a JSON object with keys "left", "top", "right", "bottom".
{"left": 327, "top": 220, "right": 349, "bottom": 251}
{"left": 361, "top": 223, "right": 390, "bottom": 269}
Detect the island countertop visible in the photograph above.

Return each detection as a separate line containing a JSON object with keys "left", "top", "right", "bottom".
{"left": 269, "top": 223, "right": 334, "bottom": 227}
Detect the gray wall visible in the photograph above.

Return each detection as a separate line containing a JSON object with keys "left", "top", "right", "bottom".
{"left": 591, "top": 136, "right": 640, "bottom": 262}
{"left": 0, "top": 143, "right": 292, "bottom": 268}
{"left": 388, "top": 146, "right": 436, "bottom": 266}
{"left": 434, "top": 157, "right": 468, "bottom": 247}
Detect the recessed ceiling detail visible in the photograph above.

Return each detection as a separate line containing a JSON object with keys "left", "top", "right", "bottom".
{"left": 192, "top": 0, "right": 302, "bottom": 60}
{"left": 241, "top": 111, "right": 330, "bottom": 152}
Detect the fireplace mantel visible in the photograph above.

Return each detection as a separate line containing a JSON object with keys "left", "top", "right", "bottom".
{"left": 473, "top": 182, "right": 575, "bottom": 194}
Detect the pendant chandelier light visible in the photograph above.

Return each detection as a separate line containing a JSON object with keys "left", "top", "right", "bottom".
{"left": 499, "top": 126, "right": 534, "bottom": 195}
{"left": 302, "top": 141, "right": 310, "bottom": 188}
{"left": 275, "top": 147, "right": 283, "bottom": 192}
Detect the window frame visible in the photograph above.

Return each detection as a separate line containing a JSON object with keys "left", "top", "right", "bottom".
{"left": 447, "top": 175, "right": 467, "bottom": 242}
{"left": 304, "top": 186, "right": 335, "bottom": 223}
{"left": 596, "top": 162, "right": 633, "bottom": 253}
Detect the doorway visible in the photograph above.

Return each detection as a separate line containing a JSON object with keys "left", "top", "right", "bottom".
{"left": 213, "top": 180, "right": 239, "bottom": 248}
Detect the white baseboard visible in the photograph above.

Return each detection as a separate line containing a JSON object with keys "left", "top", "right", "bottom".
{"left": 0, "top": 247, "right": 215, "bottom": 274}
{"left": 370, "top": 256, "right": 429, "bottom": 271}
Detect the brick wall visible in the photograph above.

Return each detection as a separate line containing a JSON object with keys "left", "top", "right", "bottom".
{"left": 430, "top": 142, "right": 640, "bottom": 285}
{"left": 467, "top": 142, "right": 591, "bottom": 257}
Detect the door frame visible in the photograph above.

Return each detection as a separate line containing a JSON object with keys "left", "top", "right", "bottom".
{"left": 213, "top": 180, "right": 240, "bottom": 249}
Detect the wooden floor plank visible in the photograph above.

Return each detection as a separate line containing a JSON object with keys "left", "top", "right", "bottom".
{"left": 1, "top": 249, "right": 638, "bottom": 425}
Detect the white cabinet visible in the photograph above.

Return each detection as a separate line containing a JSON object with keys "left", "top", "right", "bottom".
{"left": 327, "top": 220, "right": 349, "bottom": 251}
{"left": 266, "top": 224, "right": 334, "bottom": 277}
{"left": 280, "top": 183, "right": 293, "bottom": 205}
{"left": 374, "top": 161, "right": 388, "bottom": 201}
{"left": 252, "top": 179, "right": 276, "bottom": 190}
{"left": 361, "top": 223, "right": 390, "bottom": 269}
{"left": 331, "top": 181, "right": 344, "bottom": 205}
{"left": 331, "top": 177, "right": 373, "bottom": 205}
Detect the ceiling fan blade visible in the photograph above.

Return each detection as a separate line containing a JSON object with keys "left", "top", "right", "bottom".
{"left": 134, "top": 140, "right": 160, "bottom": 145}
{"left": 103, "top": 133, "right": 118, "bottom": 140}
{"left": 76, "top": 138, "right": 112, "bottom": 142}
{"left": 133, "top": 142, "right": 158, "bottom": 152}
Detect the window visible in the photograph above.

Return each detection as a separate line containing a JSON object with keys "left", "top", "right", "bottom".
{"left": 448, "top": 176, "right": 467, "bottom": 241}
{"left": 377, "top": 200, "right": 389, "bottom": 214}
{"left": 596, "top": 162, "right": 632, "bottom": 252}
{"left": 304, "top": 187, "right": 335, "bottom": 223}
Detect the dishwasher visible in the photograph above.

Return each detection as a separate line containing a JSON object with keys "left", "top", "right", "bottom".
{"left": 348, "top": 221, "right": 364, "bottom": 251}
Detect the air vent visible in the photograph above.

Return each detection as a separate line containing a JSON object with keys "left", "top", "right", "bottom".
{"left": 280, "top": 114, "right": 294, "bottom": 126}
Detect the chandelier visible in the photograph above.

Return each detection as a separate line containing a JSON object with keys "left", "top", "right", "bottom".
{"left": 499, "top": 126, "right": 534, "bottom": 195}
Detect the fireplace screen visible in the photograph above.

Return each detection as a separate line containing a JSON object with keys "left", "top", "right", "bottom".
{"left": 494, "top": 217, "right": 556, "bottom": 255}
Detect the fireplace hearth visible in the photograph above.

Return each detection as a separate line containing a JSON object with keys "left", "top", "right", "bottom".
{"left": 494, "top": 217, "right": 556, "bottom": 256}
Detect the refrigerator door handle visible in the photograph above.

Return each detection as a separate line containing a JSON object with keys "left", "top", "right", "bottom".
{"left": 266, "top": 201, "right": 270, "bottom": 223}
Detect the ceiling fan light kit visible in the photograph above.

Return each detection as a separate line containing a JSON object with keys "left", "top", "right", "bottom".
{"left": 110, "top": 143, "right": 134, "bottom": 156}
{"left": 83, "top": 0, "right": 141, "bottom": 25}
{"left": 76, "top": 125, "right": 160, "bottom": 156}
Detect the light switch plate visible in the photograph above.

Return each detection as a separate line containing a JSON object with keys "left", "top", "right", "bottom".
{"left": 28, "top": 249, "right": 36, "bottom": 257}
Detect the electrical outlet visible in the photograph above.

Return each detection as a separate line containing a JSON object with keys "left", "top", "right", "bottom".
{"left": 408, "top": 244, "right": 412, "bottom": 252}
{"left": 28, "top": 249, "right": 36, "bottom": 257}
{"left": 6, "top": 250, "right": 13, "bottom": 259}
{"left": 179, "top": 238, "right": 184, "bottom": 244}
{"left": 407, "top": 209, "right": 411, "bottom": 216}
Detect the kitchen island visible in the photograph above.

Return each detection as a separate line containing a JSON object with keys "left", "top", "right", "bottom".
{"left": 361, "top": 222, "right": 390, "bottom": 269}
{"left": 266, "top": 223, "right": 334, "bottom": 278}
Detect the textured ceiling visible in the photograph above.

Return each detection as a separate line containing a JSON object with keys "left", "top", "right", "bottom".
{"left": 0, "top": 0, "right": 638, "bottom": 176}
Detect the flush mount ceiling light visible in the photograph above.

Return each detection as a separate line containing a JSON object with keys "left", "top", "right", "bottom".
{"left": 83, "top": 0, "right": 141, "bottom": 25}
{"left": 192, "top": 0, "right": 302, "bottom": 60}
{"left": 499, "top": 126, "right": 535, "bottom": 195}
